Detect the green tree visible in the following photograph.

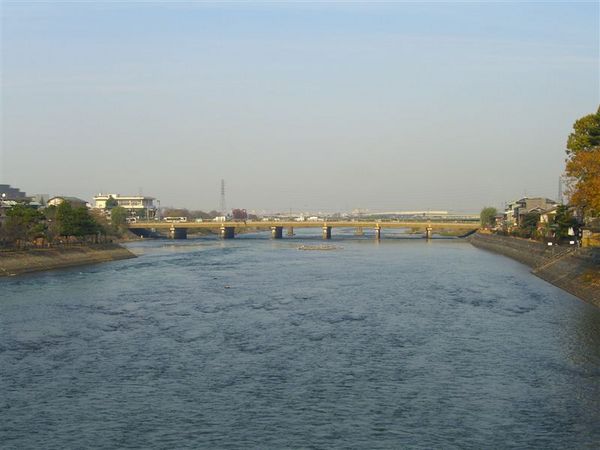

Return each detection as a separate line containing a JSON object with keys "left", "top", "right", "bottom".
{"left": 565, "top": 106, "right": 600, "bottom": 215}
{"left": 110, "top": 206, "right": 128, "bottom": 228}
{"left": 55, "top": 202, "right": 100, "bottom": 239}
{"left": 72, "top": 207, "right": 99, "bottom": 237}
{"left": 480, "top": 207, "right": 498, "bottom": 228}
{"left": 554, "top": 205, "right": 577, "bottom": 239}
{"left": 566, "top": 106, "right": 600, "bottom": 155}
{"left": 105, "top": 195, "right": 118, "bottom": 210}
{"left": 89, "top": 209, "right": 111, "bottom": 241}
{"left": 1, "top": 204, "right": 46, "bottom": 246}
{"left": 56, "top": 202, "right": 77, "bottom": 237}
{"left": 519, "top": 212, "right": 540, "bottom": 238}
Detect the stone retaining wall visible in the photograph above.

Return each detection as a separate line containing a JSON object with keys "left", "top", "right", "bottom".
{"left": 469, "top": 233, "right": 600, "bottom": 308}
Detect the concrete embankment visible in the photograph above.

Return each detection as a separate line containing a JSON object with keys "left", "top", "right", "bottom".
{"left": 469, "top": 233, "right": 600, "bottom": 307}
{"left": 0, "top": 244, "right": 136, "bottom": 277}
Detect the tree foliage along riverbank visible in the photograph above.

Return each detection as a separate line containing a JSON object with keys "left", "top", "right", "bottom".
{"left": 480, "top": 207, "right": 497, "bottom": 228}
{"left": 0, "top": 202, "right": 123, "bottom": 249}
{"left": 566, "top": 106, "right": 600, "bottom": 216}
{"left": 482, "top": 204, "right": 578, "bottom": 242}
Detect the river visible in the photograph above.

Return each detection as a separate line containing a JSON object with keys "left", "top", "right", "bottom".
{"left": 1, "top": 231, "right": 600, "bottom": 449}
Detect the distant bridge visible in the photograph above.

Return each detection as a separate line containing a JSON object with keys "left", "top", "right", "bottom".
{"left": 128, "top": 220, "right": 479, "bottom": 240}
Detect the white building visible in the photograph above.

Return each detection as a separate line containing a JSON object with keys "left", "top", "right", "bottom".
{"left": 93, "top": 194, "right": 157, "bottom": 218}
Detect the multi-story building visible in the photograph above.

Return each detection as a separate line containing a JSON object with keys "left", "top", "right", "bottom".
{"left": 0, "top": 184, "right": 28, "bottom": 201}
{"left": 504, "top": 197, "right": 558, "bottom": 227}
{"left": 0, "top": 185, "right": 30, "bottom": 226}
{"left": 93, "top": 194, "right": 157, "bottom": 218}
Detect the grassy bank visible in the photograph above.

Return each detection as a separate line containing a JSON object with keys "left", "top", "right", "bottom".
{"left": 0, "top": 244, "right": 136, "bottom": 277}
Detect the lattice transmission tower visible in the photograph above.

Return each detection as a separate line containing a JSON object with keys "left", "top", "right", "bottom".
{"left": 219, "top": 179, "right": 227, "bottom": 216}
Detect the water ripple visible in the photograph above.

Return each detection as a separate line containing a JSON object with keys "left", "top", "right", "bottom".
{"left": 1, "top": 239, "right": 599, "bottom": 449}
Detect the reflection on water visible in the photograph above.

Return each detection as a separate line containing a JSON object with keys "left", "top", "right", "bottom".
{"left": 1, "top": 236, "right": 599, "bottom": 449}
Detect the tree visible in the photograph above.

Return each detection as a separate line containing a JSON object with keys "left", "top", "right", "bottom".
{"left": 89, "top": 209, "right": 111, "bottom": 240}
{"left": 110, "top": 206, "right": 128, "bottom": 228}
{"left": 480, "top": 207, "right": 498, "bottom": 228}
{"left": 189, "top": 210, "right": 212, "bottom": 220}
{"left": 56, "top": 202, "right": 77, "bottom": 237}
{"left": 55, "top": 202, "right": 100, "bottom": 239}
{"left": 232, "top": 208, "right": 247, "bottom": 221}
{"left": 519, "top": 212, "right": 540, "bottom": 238}
{"left": 105, "top": 196, "right": 118, "bottom": 210}
{"left": 43, "top": 205, "right": 60, "bottom": 243}
{"left": 163, "top": 208, "right": 190, "bottom": 218}
{"left": 565, "top": 106, "right": 600, "bottom": 216}
{"left": 0, "top": 203, "right": 111, "bottom": 248}
{"left": 71, "top": 207, "right": 99, "bottom": 237}
{"left": 1, "top": 204, "right": 45, "bottom": 247}
{"left": 554, "top": 205, "right": 577, "bottom": 239}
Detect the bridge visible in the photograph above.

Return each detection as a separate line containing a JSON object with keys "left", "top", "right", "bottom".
{"left": 128, "top": 220, "right": 479, "bottom": 240}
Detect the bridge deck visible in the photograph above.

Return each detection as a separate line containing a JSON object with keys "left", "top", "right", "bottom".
{"left": 129, "top": 220, "right": 479, "bottom": 230}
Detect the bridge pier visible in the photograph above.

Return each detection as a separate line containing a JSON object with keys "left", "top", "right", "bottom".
{"left": 220, "top": 226, "right": 235, "bottom": 239}
{"left": 425, "top": 226, "right": 433, "bottom": 239}
{"left": 169, "top": 226, "right": 188, "bottom": 240}
{"left": 375, "top": 225, "right": 381, "bottom": 240}
{"left": 271, "top": 226, "right": 283, "bottom": 239}
{"left": 126, "top": 221, "right": 477, "bottom": 243}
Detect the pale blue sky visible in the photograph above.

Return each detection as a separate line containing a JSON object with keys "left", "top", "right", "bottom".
{"left": 1, "top": 1, "right": 598, "bottom": 212}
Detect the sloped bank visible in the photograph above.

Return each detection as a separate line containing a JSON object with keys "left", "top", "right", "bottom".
{"left": 0, "top": 244, "right": 136, "bottom": 277}
{"left": 469, "top": 233, "right": 600, "bottom": 308}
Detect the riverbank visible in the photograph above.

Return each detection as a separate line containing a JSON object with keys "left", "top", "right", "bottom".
{"left": 469, "top": 233, "right": 600, "bottom": 307}
{"left": 0, "top": 244, "right": 136, "bottom": 277}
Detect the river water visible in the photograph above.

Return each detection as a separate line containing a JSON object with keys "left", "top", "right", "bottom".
{"left": 1, "top": 231, "right": 600, "bottom": 449}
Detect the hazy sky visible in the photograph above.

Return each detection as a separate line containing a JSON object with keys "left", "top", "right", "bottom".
{"left": 1, "top": 1, "right": 598, "bottom": 213}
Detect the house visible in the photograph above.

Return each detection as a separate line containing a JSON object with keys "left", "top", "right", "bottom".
{"left": 47, "top": 196, "right": 89, "bottom": 208}
{"left": 504, "top": 197, "right": 558, "bottom": 227}
{"left": 539, "top": 208, "right": 558, "bottom": 225}
{"left": 493, "top": 214, "right": 504, "bottom": 228}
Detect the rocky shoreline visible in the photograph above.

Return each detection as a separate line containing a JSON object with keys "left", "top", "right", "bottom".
{"left": 469, "top": 233, "right": 600, "bottom": 308}
{"left": 0, "top": 244, "right": 136, "bottom": 277}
